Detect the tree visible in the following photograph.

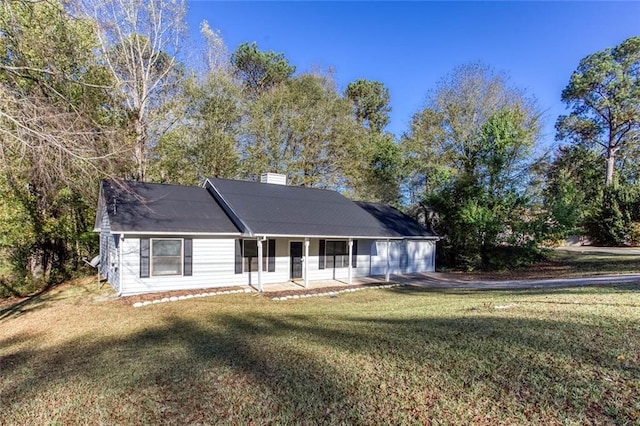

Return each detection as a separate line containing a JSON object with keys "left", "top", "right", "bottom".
{"left": 557, "top": 37, "right": 640, "bottom": 186}
{"left": 241, "top": 72, "right": 358, "bottom": 188}
{"left": 80, "top": 0, "right": 187, "bottom": 181}
{"left": 231, "top": 42, "right": 295, "bottom": 97}
{"left": 149, "top": 71, "right": 243, "bottom": 184}
{"left": 200, "top": 20, "right": 229, "bottom": 74}
{"left": 355, "top": 133, "right": 403, "bottom": 205}
{"left": 344, "top": 79, "right": 391, "bottom": 132}
{"left": 342, "top": 79, "right": 402, "bottom": 203}
{"left": 148, "top": 22, "right": 241, "bottom": 185}
{"left": 543, "top": 146, "right": 602, "bottom": 241}
{"left": 403, "top": 64, "right": 542, "bottom": 269}
{"left": 0, "top": 0, "right": 120, "bottom": 290}
{"left": 587, "top": 186, "right": 629, "bottom": 246}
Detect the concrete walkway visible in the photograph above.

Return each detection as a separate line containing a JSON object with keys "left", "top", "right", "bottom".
{"left": 261, "top": 272, "right": 640, "bottom": 293}
{"left": 262, "top": 275, "right": 389, "bottom": 292}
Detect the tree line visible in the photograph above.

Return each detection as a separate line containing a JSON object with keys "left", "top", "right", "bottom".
{"left": 1, "top": 0, "right": 638, "bottom": 295}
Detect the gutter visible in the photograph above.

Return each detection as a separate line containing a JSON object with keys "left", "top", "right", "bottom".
{"left": 109, "top": 231, "right": 243, "bottom": 236}
{"left": 241, "top": 233, "right": 440, "bottom": 240}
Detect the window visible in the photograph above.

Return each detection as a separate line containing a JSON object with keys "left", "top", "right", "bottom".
{"left": 242, "top": 240, "right": 276, "bottom": 273}
{"left": 151, "top": 239, "right": 182, "bottom": 276}
{"left": 243, "top": 240, "right": 267, "bottom": 272}
{"left": 326, "top": 240, "right": 348, "bottom": 268}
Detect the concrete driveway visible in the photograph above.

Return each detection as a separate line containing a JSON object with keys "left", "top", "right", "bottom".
{"left": 556, "top": 246, "right": 640, "bottom": 255}
{"left": 398, "top": 272, "right": 640, "bottom": 290}
{"left": 263, "top": 271, "right": 640, "bottom": 294}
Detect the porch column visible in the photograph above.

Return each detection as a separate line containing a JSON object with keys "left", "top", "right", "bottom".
{"left": 257, "top": 238, "right": 263, "bottom": 292}
{"left": 385, "top": 239, "right": 390, "bottom": 282}
{"left": 348, "top": 238, "right": 353, "bottom": 284}
{"left": 304, "top": 238, "right": 310, "bottom": 288}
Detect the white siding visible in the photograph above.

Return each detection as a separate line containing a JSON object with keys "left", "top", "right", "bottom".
{"left": 120, "top": 237, "right": 291, "bottom": 296}
{"left": 117, "top": 235, "right": 436, "bottom": 296}
{"left": 371, "top": 240, "right": 435, "bottom": 275}
{"left": 353, "top": 239, "right": 372, "bottom": 278}
{"left": 302, "top": 239, "right": 372, "bottom": 281}
{"left": 245, "top": 238, "right": 290, "bottom": 287}
{"left": 98, "top": 207, "right": 120, "bottom": 293}
{"left": 406, "top": 240, "right": 436, "bottom": 273}
{"left": 371, "top": 241, "right": 401, "bottom": 275}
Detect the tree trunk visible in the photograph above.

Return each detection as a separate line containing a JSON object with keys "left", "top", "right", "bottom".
{"left": 605, "top": 150, "right": 615, "bottom": 186}
{"left": 134, "top": 114, "right": 146, "bottom": 181}
{"left": 605, "top": 135, "right": 621, "bottom": 186}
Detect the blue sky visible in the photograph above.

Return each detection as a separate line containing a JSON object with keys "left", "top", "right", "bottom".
{"left": 186, "top": 1, "right": 639, "bottom": 149}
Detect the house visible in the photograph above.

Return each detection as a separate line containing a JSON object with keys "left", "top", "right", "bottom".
{"left": 95, "top": 174, "right": 438, "bottom": 296}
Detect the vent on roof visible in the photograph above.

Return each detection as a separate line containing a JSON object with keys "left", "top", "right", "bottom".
{"left": 260, "top": 173, "right": 287, "bottom": 185}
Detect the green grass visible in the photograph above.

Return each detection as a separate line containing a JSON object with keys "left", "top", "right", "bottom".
{"left": 1, "top": 278, "right": 639, "bottom": 425}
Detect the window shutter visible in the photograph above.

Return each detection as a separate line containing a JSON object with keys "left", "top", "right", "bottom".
{"left": 140, "top": 238, "right": 150, "bottom": 278}
{"left": 183, "top": 238, "right": 193, "bottom": 276}
{"left": 319, "top": 239, "right": 325, "bottom": 269}
{"left": 268, "top": 239, "right": 276, "bottom": 272}
{"left": 234, "top": 239, "right": 242, "bottom": 274}
{"left": 352, "top": 240, "right": 358, "bottom": 268}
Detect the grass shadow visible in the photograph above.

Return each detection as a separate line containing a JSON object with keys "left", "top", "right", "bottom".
{"left": 1, "top": 304, "right": 638, "bottom": 424}
{"left": 0, "top": 277, "right": 108, "bottom": 322}
{"left": 0, "top": 286, "right": 54, "bottom": 322}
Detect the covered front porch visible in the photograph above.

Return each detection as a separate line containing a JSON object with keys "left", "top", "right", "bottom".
{"left": 247, "top": 236, "right": 399, "bottom": 292}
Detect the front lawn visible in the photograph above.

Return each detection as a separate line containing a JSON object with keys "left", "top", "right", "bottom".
{"left": 1, "top": 278, "right": 639, "bottom": 424}
{"left": 544, "top": 248, "right": 640, "bottom": 276}
{"left": 444, "top": 248, "right": 640, "bottom": 280}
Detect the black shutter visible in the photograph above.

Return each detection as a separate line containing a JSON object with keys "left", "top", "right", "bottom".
{"left": 319, "top": 239, "right": 325, "bottom": 269}
{"left": 234, "top": 239, "right": 243, "bottom": 274}
{"left": 268, "top": 239, "right": 276, "bottom": 272}
{"left": 352, "top": 240, "right": 358, "bottom": 268}
{"left": 140, "top": 238, "right": 150, "bottom": 278}
{"left": 183, "top": 238, "right": 192, "bottom": 276}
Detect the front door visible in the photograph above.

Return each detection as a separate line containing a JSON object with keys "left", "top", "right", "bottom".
{"left": 290, "top": 241, "right": 303, "bottom": 279}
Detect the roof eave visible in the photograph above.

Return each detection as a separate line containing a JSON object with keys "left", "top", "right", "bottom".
{"left": 249, "top": 233, "right": 438, "bottom": 240}
{"left": 111, "top": 231, "right": 243, "bottom": 236}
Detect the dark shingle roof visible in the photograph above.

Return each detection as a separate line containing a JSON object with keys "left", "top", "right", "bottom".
{"left": 355, "top": 201, "right": 435, "bottom": 238}
{"left": 206, "top": 178, "right": 436, "bottom": 238}
{"left": 99, "top": 180, "right": 240, "bottom": 234}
